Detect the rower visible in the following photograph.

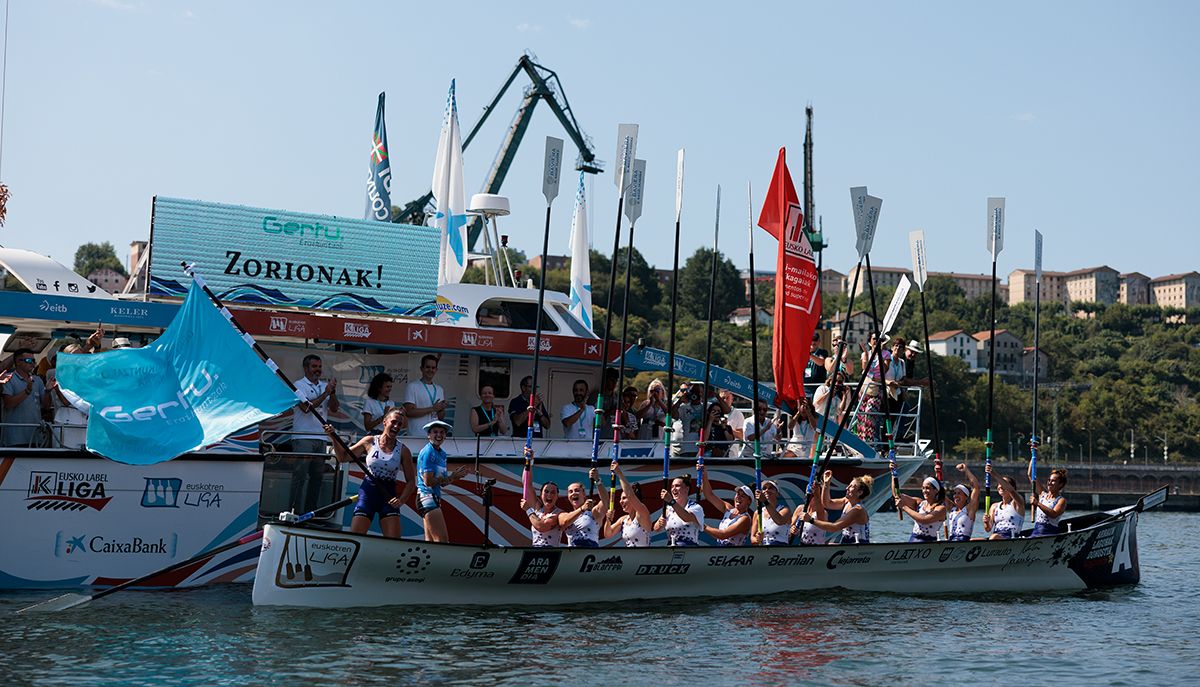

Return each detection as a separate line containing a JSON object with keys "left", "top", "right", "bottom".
{"left": 654, "top": 474, "right": 705, "bottom": 546}
{"left": 416, "top": 420, "right": 471, "bottom": 543}
{"left": 698, "top": 472, "right": 752, "bottom": 546}
{"left": 1029, "top": 465, "right": 1068, "bottom": 537}
{"left": 894, "top": 474, "right": 947, "bottom": 543}
{"left": 802, "top": 471, "right": 873, "bottom": 544}
{"left": 323, "top": 407, "right": 414, "bottom": 538}
{"left": 603, "top": 462, "right": 652, "bottom": 547}
{"left": 521, "top": 483, "right": 563, "bottom": 547}
{"left": 559, "top": 468, "right": 606, "bottom": 547}
{"left": 982, "top": 468, "right": 1025, "bottom": 540}
{"left": 752, "top": 480, "right": 791, "bottom": 546}
{"left": 947, "top": 463, "right": 982, "bottom": 542}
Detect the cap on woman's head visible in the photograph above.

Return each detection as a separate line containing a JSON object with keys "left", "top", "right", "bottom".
{"left": 423, "top": 420, "right": 453, "bottom": 433}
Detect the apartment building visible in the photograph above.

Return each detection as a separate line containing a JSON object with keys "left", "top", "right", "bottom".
{"left": 927, "top": 329, "right": 976, "bottom": 368}
{"left": 973, "top": 329, "right": 1023, "bottom": 377}
{"left": 1149, "top": 272, "right": 1200, "bottom": 309}
{"left": 1063, "top": 266, "right": 1120, "bottom": 304}
{"left": 1119, "top": 272, "right": 1152, "bottom": 305}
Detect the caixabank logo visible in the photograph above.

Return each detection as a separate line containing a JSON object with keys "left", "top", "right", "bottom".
{"left": 54, "top": 531, "right": 179, "bottom": 558}
{"left": 26, "top": 471, "right": 113, "bottom": 512}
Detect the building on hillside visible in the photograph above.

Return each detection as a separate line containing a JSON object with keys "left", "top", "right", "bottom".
{"left": 845, "top": 264, "right": 907, "bottom": 296}
{"left": 973, "top": 329, "right": 1023, "bottom": 377}
{"left": 826, "top": 310, "right": 878, "bottom": 346}
{"left": 728, "top": 307, "right": 772, "bottom": 327}
{"left": 1020, "top": 347, "right": 1050, "bottom": 387}
{"left": 86, "top": 267, "right": 128, "bottom": 294}
{"left": 821, "top": 268, "right": 846, "bottom": 296}
{"left": 847, "top": 264, "right": 1005, "bottom": 301}
{"left": 739, "top": 269, "right": 775, "bottom": 301}
{"left": 1119, "top": 272, "right": 1152, "bottom": 305}
{"left": 1008, "top": 268, "right": 1068, "bottom": 306}
{"left": 1063, "top": 266, "right": 1120, "bottom": 304}
{"left": 1149, "top": 272, "right": 1200, "bottom": 310}
{"left": 654, "top": 268, "right": 673, "bottom": 285}
{"left": 928, "top": 329, "right": 976, "bottom": 368}
{"left": 527, "top": 255, "right": 571, "bottom": 272}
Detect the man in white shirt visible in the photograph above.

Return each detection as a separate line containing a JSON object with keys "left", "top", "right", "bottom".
{"left": 742, "top": 400, "right": 782, "bottom": 454}
{"left": 290, "top": 354, "right": 339, "bottom": 513}
{"left": 403, "top": 354, "right": 447, "bottom": 431}
{"left": 560, "top": 379, "right": 595, "bottom": 440}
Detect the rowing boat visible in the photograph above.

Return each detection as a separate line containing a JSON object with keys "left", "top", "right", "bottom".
{"left": 251, "top": 487, "right": 1166, "bottom": 607}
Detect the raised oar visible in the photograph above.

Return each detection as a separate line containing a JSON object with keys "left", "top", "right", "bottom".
{"left": 910, "top": 229, "right": 945, "bottom": 537}
{"left": 695, "top": 186, "right": 721, "bottom": 511}
{"left": 523, "top": 137, "right": 564, "bottom": 505}
{"left": 19, "top": 494, "right": 359, "bottom": 613}
{"left": 610, "top": 159, "right": 646, "bottom": 513}
{"left": 1029, "top": 230, "right": 1044, "bottom": 518}
{"left": 803, "top": 189, "right": 877, "bottom": 512}
{"left": 660, "top": 149, "right": 685, "bottom": 526}
{"left": 746, "top": 181, "right": 765, "bottom": 540}
{"left": 589, "top": 123, "right": 638, "bottom": 498}
{"left": 863, "top": 251, "right": 902, "bottom": 520}
{"left": 984, "top": 198, "right": 1006, "bottom": 515}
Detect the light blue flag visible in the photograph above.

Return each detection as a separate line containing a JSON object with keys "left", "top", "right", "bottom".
{"left": 56, "top": 282, "right": 299, "bottom": 465}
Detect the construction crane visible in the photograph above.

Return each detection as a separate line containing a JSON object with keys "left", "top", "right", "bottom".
{"left": 396, "top": 53, "right": 604, "bottom": 250}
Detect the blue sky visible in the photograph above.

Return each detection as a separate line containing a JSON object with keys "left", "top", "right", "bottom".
{"left": 1, "top": 0, "right": 1197, "bottom": 282}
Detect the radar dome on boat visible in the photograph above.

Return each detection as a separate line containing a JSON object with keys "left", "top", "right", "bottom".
{"left": 468, "top": 194, "right": 510, "bottom": 216}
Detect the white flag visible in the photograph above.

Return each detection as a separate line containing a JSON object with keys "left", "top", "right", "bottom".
{"left": 568, "top": 172, "right": 593, "bottom": 333}
{"left": 431, "top": 80, "right": 469, "bottom": 285}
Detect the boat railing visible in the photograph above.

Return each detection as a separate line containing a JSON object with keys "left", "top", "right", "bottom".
{"left": 843, "top": 385, "right": 924, "bottom": 457}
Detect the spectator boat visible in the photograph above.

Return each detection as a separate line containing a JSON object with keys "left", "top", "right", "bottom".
{"left": 251, "top": 487, "right": 1167, "bottom": 608}
{"left": 0, "top": 249, "right": 927, "bottom": 591}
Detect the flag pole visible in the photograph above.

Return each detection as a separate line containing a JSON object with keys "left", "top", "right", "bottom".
{"left": 746, "top": 181, "right": 765, "bottom": 541}
{"left": 178, "top": 263, "right": 380, "bottom": 485}
{"left": 660, "top": 149, "right": 684, "bottom": 527}
{"left": 523, "top": 137, "right": 564, "bottom": 505}
{"left": 611, "top": 159, "right": 646, "bottom": 513}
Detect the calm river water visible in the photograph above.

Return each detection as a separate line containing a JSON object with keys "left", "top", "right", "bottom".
{"left": 1, "top": 512, "right": 1196, "bottom": 686}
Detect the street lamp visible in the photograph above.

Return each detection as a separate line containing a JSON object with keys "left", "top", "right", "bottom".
{"left": 957, "top": 419, "right": 969, "bottom": 462}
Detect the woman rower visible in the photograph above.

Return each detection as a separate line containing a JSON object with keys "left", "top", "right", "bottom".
{"left": 520, "top": 482, "right": 563, "bottom": 547}
{"left": 982, "top": 467, "right": 1025, "bottom": 540}
{"left": 654, "top": 474, "right": 705, "bottom": 546}
{"left": 751, "top": 480, "right": 791, "bottom": 546}
{"left": 893, "top": 471, "right": 947, "bottom": 543}
{"left": 947, "top": 463, "right": 982, "bottom": 542}
{"left": 1029, "top": 463, "right": 1068, "bottom": 537}
{"left": 603, "top": 462, "right": 653, "bottom": 547}
{"left": 558, "top": 468, "right": 606, "bottom": 547}
{"left": 323, "top": 407, "right": 414, "bottom": 538}
{"left": 697, "top": 470, "right": 752, "bottom": 546}
{"left": 788, "top": 472, "right": 829, "bottom": 545}
{"left": 801, "top": 470, "right": 873, "bottom": 544}
{"left": 416, "top": 419, "right": 472, "bottom": 542}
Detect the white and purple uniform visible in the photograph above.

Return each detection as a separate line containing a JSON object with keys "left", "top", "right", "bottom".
{"left": 716, "top": 509, "right": 749, "bottom": 546}
{"left": 947, "top": 505, "right": 974, "bottom": 542}
{"left": 760, "top": 509, "right": 790, "bottom": 546}
{"left": 354, "top": 436, "right": 406, "bottom": 520}
{"left": 1032, "top": 492, "right": 1065, "bottom": 537}
{"left": 622, "top": 516, "right": 650, "bottom": 547}
{"left": 839, "top": 504, "right": 870, "bottom": 544}
{"left": 798, "top": 519, "right": 827, "bottom": 546}
{"left": 565, "top": 508, "right": 600, "bottom": 548}
{"left": 532, "top": 508, "right": 562, "bottom": 547}
{"left": 991, "top": 501, "right": 1023, "bottom": 539}
{"left": 908, "top": 501, "right": 941, "bottom": 543}
{"left": 665, "top": 500, "right": 705, "bottom": 546}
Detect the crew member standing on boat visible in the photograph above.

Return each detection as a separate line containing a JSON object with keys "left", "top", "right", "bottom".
{"left": 604, "top": 462, "right": 653, "bottom": 547}
{"left": 323, "top": 407, "right": 414, "bottom": 538}
{"left": 404, "top": 355, "right": 447, "bottom": 431}
{"left": 893, "top": 472, "right": 947, "bottom": 543}
{"left": 416, "top": 419, "right": 470, "bottom": 542}
{"left": 520, "top": 482, "right": 563, "bottom": 547}
{"left": 559, "top": 467, "right": 606, "bottom": 547}
{"left": 947, "top": 463, "right": 982, "bottom": 541}
{"left": 752, "top": 480, "right": 792, "bottom": 546}
{"left": 698, "top": 474, "right": 752, "bottom": 546}
{"left": 982, "top": 468, "right": 1025, "bottom": 539}
{"left": 802, "top": 471, "right": 873, "bottom": 544}
{"left": 655, "top": 474, "right": 705, "bottom": 546}
{"left": 1028, "top": 461, "right": 1068, "bottom": 537}
{"left": 290, "top": 354, "right": 339, "bottom": 514}
{"left": 470, "top": 385, "right": 509, "bottom": 437}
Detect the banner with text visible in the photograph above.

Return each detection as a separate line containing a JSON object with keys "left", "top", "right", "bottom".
{"left": 148, "top": 197, "right": 440, "bottom": 315}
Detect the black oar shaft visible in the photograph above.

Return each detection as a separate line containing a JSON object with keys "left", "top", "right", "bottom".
{"left": 747, "top": 184, "right": 764, "bottom": 542}
{"left": 590, "top": 195, "right": 625, "bottom": 497}
{"left": 862, "top": 255, "right": 901, "bottom": 520}
{"left": 696, "top": 187, "right": 721, "bottom": 500}
{"left": 525, "top": 203, "right": 554, "bottom": 478}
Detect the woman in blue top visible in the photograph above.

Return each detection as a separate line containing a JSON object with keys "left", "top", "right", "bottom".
{"left": 417, "top": 420, "right": 471, "bottom": 542}
{"left": 323, "top": 407, "right": 413, "bottom": 538}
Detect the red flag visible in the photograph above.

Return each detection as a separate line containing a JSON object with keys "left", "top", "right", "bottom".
{"left": 757, "top": 148, "right": 821, "bottom": 410}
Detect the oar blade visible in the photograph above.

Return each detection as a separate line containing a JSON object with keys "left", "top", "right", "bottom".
{"left": 17, "top": 592, "right": 93, "bottom": 614}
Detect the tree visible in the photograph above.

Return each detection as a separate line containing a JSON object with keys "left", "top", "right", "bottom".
{"left": 678, "top": 247, "right": 743, "bottom": 321}
{"left": 585, "top": 247, "right": 662, "bottom": 322}
{"left": 74, "top": 242, "right": 126, "bottom": 277}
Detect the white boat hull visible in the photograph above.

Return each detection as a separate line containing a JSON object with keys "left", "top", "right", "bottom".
{"left": 252, "top": 495, "right": 1154, "bottom": 608}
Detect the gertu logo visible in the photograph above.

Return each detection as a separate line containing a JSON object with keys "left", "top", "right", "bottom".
{"left": 98, "top": 364, "right": 223, "bottom": 423}
{"left": 262, "top": 216, "right": 344, "bottom": 243}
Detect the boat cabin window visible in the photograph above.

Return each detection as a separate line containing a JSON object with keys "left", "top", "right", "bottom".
{"left": 475, "top": 298, "right": 558, "bottom": 332}
{"left": 551, "top": 303, "right": 594, "bottom": 338}
{"left": 478, "top": 356, "right": 511, "bottom": 399}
